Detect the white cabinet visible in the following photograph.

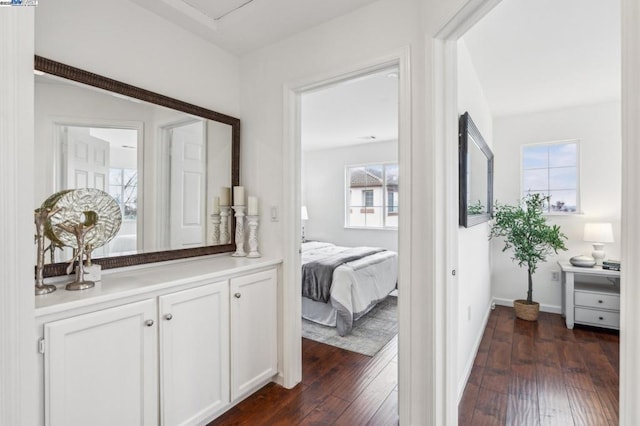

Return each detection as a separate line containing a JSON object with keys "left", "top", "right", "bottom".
{"left": 558, "top": 261, "right": 621, "bottom": 330}
{"left": 44, "top": 299, "right": 158, "bottom": 426}
{"left": 230, "top": 269, "right": 278, "bottom": 402}
{"left": 159, "top": 281, "right": 229, "bottom": 425}
{"left": 37, "top": 259, "right": 280, "bottom": 426}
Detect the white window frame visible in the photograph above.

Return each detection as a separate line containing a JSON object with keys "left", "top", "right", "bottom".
{"left": 345, "top": 162, "right": 399, "bottom": 229}
{"left": 520, "top": 139, "right": 581, "bottom": 214}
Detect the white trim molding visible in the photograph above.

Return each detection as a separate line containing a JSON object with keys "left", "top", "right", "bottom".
{"left": 0, "top": 7, "right": 36, "bottom": 426}
{"left": 620, "top": 0, "right": 640, "bottom": 424}
{"left": 281, "top": 47, "right": 412, "bottom": 407}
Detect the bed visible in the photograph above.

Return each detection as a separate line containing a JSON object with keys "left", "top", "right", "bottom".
{"left": 301, "top": 241, "right": 398, "bottom": 336}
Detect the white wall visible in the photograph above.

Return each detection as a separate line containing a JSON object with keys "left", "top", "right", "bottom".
{"left": 492, "top": 101, "right": 622, "bottom": 311}
{"left": 0, "top": 8, "right": 36, "bottom": 426}
{"left": 302, "top": 140, "right": 398, "bottom": 251}
{"left": 239, "top": 0, "right": 436, "bottom": 422}
{"left": 35, "top": 0, "right": 240, "bottom": 117}
{"left": 239, "top": 0, "right": 423, "bottom": 257}
{"left": 455, "top": 39, "right": 494, "bottom": 399}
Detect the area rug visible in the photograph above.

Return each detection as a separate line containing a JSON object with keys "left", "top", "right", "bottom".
{"left": 301, "top": 294, "right": 397, "bottom": 356}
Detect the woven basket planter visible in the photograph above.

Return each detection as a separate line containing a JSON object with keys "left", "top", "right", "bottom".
{"left": 513, "top": 299, "right": 540, "bottom": 321}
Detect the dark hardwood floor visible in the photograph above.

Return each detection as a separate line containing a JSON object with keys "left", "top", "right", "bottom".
{"left": 209, "top": 335, "right": 398, "bottom": 425}
{"left": 208, "top": 306, "right": 619, "bottom": 425}
{"left": 459, "top": 305, "right": 619, "bottom": 425}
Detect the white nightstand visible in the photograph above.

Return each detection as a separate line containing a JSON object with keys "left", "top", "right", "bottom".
{"left": 558, "top": 261, "right": 620, "bottom": 330}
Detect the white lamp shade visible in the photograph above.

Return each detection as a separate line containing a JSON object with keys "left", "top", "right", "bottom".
{"left": 301, "top": 206, "right": 309, "bottom": 221}
{"left": 583, "top": 223, "right": 614, "bottom": 243}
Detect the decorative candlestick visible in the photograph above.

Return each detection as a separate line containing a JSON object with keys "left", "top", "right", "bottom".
{"left": 211, "top": 213, "right": 221, "bottom": 244}
{"left": 246, "top": 215, "right": 261, "bottom": 258}
{"left": 34, "top": 207, "right": 59, "bottom": 295}
{"left": 232, "top": 205, "right": 246, "bottom": 257}
{"left": 220, "top": 206, "right": 231, "bottom": 244}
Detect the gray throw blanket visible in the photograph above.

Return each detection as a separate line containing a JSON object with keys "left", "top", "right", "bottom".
{"left": 302, "top": 247, "right": 386, "bottom": 303}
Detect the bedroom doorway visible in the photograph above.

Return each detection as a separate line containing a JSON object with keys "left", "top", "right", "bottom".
{"left": 297, "top": 66, "right": 400, "bottom": 422}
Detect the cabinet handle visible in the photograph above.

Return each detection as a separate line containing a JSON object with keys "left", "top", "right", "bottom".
{"left": 145, "top": 319, "right": 154, "bottom": 327}
{"left": 165, "top": 314, "right": 173, "bottom": 321}
{"left": 599, "top": 316, "right": 604, "bottom": 321}
{"left": 234, "top": 293, "right": 241, "bottom": 298}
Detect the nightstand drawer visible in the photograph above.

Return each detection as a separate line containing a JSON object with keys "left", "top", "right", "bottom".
{"left": 574, "top": 291, "right": 620, "bottom": 310}
{"left": 575, "top": 307, "right": 620, "bottom": 328}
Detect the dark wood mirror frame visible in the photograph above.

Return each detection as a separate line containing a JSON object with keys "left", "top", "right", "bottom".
{"left": 459, "top": 111, "right": 494, "bottom": 228}
{"left": 36, "top": 55, "right": 240, "bottom": 277}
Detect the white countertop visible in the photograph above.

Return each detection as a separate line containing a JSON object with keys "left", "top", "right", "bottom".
{"left": 35, "top": 254, "right": 282, "bottom": 318}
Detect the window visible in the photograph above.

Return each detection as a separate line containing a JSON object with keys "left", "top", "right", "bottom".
{"left": 346, "top": 163, "right": 398, "bottom": 228}
{"left": 522, "top": 140, "right": 579, "bottom": 213}
{"left": 362, "top": 190, "right": 374, "bottom": 207}
{"left": 109, "top": 168, "right": 138, "bottom": 220}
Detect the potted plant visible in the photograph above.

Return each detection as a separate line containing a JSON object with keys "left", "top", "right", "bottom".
{"left": 489, "top": 193, "right": 567, "bottom": 321}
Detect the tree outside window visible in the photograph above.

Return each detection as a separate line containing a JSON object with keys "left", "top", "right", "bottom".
{"left": 522, "top": 140, "right": 579, "bottom": 213}
{"left": 109, "top": 168, "right": 138, "bottom": 220}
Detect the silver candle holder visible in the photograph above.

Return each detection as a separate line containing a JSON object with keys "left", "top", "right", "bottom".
{"left": 57, "top": 211, "right": 98, "bottom": 291}
{"left": 220, "top": 206, "right": 231, "bottom": 245}
{"left": 231, "top": 205, "right": 246, "bottom": 257}
{"left": 246, "top": 215, "right": 261, "bottom": 258}
{"left": 211, "top": 213, "right": 221, "bottom": 245}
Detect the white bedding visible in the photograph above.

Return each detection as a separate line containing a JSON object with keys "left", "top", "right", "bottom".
{"left": 301, "top": 241, "right": 398, "bottom": 336}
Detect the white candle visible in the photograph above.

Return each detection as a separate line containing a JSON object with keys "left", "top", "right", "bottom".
{"left": 248, "top": 196, "right": 258, "bottom": 215}
{"left": 212, "top": 196, "right": 220, "bottom": 214}
{"left": 233, "top": 186, "right": 245, "bottom": 206}
{"left": 220, "top": 187, "right": 230, "bottom": 206}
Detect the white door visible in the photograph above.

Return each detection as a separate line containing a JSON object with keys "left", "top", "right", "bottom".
{"left": 169, "top": 120, "right": 207, "bottom": 248}
{"left": 44, "top": 299, "right": 158, "bottom": 426}
{"left": 230, "top": 269, "right": 278, "bottom": 402}
{"left": 158, "top": 281, "right": 230, "bottom": 425}
{"left": 64, "top": 126, "right": 110, "bottom": 191}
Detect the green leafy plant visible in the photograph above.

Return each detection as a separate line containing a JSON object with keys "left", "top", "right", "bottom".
{"left": 467, "top": 200, "right": 484, "bottom": 215}
{"left": 489, "top": 193, "right": 568, "bottom": 304}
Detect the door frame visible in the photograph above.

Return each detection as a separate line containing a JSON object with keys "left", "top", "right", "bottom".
{"left": 280, "top": 47, "right": 411, "bottom": 395}
{"left": 434, "top": 0, "right": 638, "bottom": 423}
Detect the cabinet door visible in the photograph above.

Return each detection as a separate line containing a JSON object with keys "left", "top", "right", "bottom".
{"left": 44, "top": 299, "right": 157, "bottom": 426}
{"left": 159, "top": 281, "right": 230, "bottom": 425}
{"left": 230, "top": 269, "right": 278, "bottom": 402}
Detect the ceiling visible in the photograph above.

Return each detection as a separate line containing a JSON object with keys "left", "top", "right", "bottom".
{"left": 129, "top": 0, "right": 380, "bottom": 55}
{"left": 128, "top": 0, "right": 620, "bottom": 149}
{"left": 462, "top": 0, "right": 621, "bottom": 117}
{"left": 301, "top": 68, "right": 399, "bottom": 152}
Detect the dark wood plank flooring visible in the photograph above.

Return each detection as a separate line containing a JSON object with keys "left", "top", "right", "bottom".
{"left": 208, "top": 306, "right": 619, "bottom": 425}
{"left": 209, "top": 335, "right": 398, "bottom": 425}
{"left": 459, "top": 305, "right": 619, "bottom": 426}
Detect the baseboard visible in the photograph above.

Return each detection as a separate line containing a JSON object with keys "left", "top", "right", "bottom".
{"left": 492, "top": 297, "right": 562, "bottom": 315}
{"left": 457, "top": 303, "right": 492, "bottom": 404}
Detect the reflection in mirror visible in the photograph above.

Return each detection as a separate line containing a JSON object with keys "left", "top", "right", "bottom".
{"left": 459, "top": 112, "right": 493, "bottom": 228}
{"left": 35, "top": 56, "right": 240, "bottom": 276}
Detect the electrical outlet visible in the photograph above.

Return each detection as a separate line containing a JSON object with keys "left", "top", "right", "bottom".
{"left": 551, "top": 271, "right": 560, "bottom": 281}
{"left": 467, "top": 305, "right": 471, "bottom": 321}
{"left": 270, "top": 206, "right": 278, "bottom": 222}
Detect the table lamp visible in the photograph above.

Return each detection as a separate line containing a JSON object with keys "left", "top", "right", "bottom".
{"left": 583, "top": 223, "right": 614, "bottom": 266}
{"left": 301, "top": 206, "right": 309, "bottom": 243}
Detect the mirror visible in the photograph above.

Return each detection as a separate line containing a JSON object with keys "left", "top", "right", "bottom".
{"left": 35, "top": 56, "right": 240, "bottom": 277}
{"left": 459, "top": 112, "right": 493, "bottom": 227}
